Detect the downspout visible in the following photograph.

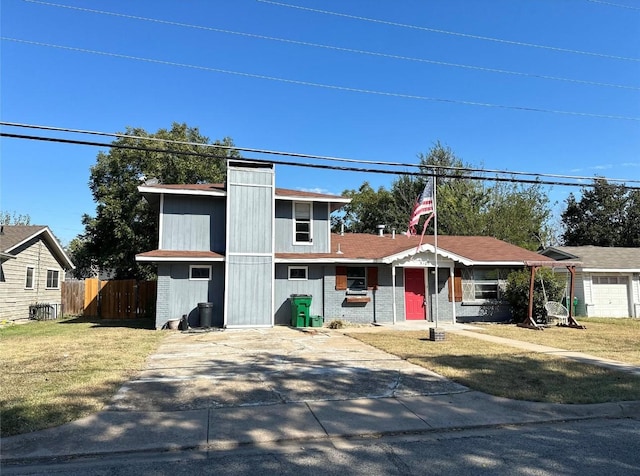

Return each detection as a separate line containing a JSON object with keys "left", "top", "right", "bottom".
{"left": 450, "top": 265, "right": 456, "bottom": 324}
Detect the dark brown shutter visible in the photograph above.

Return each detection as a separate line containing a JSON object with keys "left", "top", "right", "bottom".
{"left": 367, "top": 267, "right": 378, "bottom": 290}
{"left": 335, "top": 266, "right": 347, "bottom": 290}
{"left": 448, "top": 268, "right": 463, "bottom": 302}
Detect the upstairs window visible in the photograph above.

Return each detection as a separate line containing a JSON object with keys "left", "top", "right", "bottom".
{"left": 294, "top": 202, "right": 312, "bottom": 244}
{"left": 46, "top": 269, "right": 60, "bottom": 289}
{"left": 25, "top": 267, "right": 34, "bottom": 289}
{"left": 190, "top": 265, "right": 211, "bottom": 281}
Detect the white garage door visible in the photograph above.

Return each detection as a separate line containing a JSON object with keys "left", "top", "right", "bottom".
{"left": 591, "top": 276, "right": 630, "bottom": 317}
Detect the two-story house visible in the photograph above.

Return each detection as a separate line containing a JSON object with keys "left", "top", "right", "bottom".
{"left": 137, "top": 162, "right": 557, "bottom": 329}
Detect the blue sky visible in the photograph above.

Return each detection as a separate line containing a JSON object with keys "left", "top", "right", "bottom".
{"left": 1, "top": 0, "right": 639, "bottom": 245}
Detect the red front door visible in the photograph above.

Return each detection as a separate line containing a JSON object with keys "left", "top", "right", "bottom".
{"left": 405, "top": 268, "right": 426, "bottom": 320}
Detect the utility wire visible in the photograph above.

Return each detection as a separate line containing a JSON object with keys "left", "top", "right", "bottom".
{"left": 3, "top": 37, "right": 639, "bottom": 122}
{"left": 22, "top": 0, "right": 639, "bottom": 91}
{"left": 3, "top": 121, "right": 639, "bottom": 185}
{"left": 258, "top": 0, "right": 640, "bottom": 63}
{"left": 586, "top": 0, "right": 640, "bottom": 11}
{"left": 3, "top": 132, "right": 639, "bottom": 190}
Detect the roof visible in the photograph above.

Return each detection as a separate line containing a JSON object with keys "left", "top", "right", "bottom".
{"left": 139, "top": 183, "right": 349, "bottom": 201}
{"left": 136, "top": 250, "right": 225, "bottom": 262}
{"left": 541, "top": 246, "right": 640, "bottom": 271}
{"left": 0, "top": 225, "right": 75, "bottom": 269}
{"left": 276, "top": 233, "right": 555, "bottom": 266}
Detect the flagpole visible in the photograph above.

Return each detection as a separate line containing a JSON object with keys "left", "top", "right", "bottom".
{"left": 433, "top": 170, "right": 439, "bottom": 329}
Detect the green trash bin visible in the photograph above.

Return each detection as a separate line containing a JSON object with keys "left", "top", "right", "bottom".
{"left": 290, "top": 294, "right": 312, "bottom": 327}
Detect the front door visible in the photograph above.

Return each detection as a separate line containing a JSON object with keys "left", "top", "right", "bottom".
{"left": 405, "top": 268, "right": 426, "bottom": 320}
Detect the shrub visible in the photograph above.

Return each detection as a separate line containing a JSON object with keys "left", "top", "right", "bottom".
{"left": 504, "top": 268, "right": 565, "bottom": 323}
{"left": 327, "top": 319, "right": 346, "bottom": 329}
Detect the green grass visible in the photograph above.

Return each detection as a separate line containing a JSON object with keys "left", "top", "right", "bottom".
{"left": 351, "top": 324, "right": 640, "bottom": 405}
{"left": 0, "top": 317, "right": 165, "bottom": 437}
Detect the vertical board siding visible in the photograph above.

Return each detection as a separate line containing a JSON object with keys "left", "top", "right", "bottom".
{"left": 226, "top": 256, "right": 272, "bottom": 326}
{"left": 274, "top": 201, "right": 330, "bottom": 253}
{"left": 162, "top": 196, "right": 226, "bottom": 251}
{"left": 227, "top": 184, "right": 273, "bottom": 254}
{"left": 226, "top": 166, "right": 274, "bottom": 327}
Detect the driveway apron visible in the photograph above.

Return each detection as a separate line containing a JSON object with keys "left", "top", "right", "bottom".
{"left": 109, "top": 327, "right": 467, "bottom": 411}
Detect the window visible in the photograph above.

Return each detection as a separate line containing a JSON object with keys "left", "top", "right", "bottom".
{"left": 294, "top": 202, "right": 312, "bottom": 244}
{"left": 189, "top": 265, "right": 211, "bottom": 280}
{"left": 46, "top": 269, "right": 60, "bottom": 289}
{"left": 25, "top": 267, "right": 34, "bottom": 289}
{"left": 473, "top": 269, "right": 499, "bottom": 300}
{"left": 347, "top": 267, "right": 366, "bottom": 290}
{"left": 288, "top": 266, "right": 308, "bottom": 280}
{"left": 335, "top": 266, "right": 378, "bottom": 291}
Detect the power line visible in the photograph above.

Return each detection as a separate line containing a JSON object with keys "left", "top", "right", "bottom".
{"left": 257, "top": 0, "right": 640, "bottom": 63}
{"left": 3, "top": 121, "right": 640, "bottom": 185}
{"left": 3, "top": 131, "right": 639, "bottom": 190}
{"left": 586, "top": 0, "right": 640, "bottom": 11}
{"left": 3, "top": 37, "right": 639, "bottom": 122}
{"left": 22, "top": 0, "right": 639, "bottom": 91}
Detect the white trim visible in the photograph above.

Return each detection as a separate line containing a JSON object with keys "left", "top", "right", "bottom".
{"left": 288, "top": 265, "right": 308, "bottom": 280}
{"left": 25, "top": 266, "right": 35, "bottom": 289}
{"left": 581, "top": 268, "right": 640, "bottom": 273}
{"left": 293, "top": 201, "right": 313, "bottom": 245}
{"left": 7, "top": 227, "right": 75, "bottom": 270}
{"left": 45, "top": 268, "right": 60, "bottom": 289}
{"left": 136, "top": 256, "right": 224, "bottom": 262}
{"left": 158, "top": 194, "right": 165, "bottom": 249}
{"left": 189, "top": 265, "right": 212, "bottom": 281}
{"left": 278, "top": 195, "right": 350, "bottom": 205}
{"left": 392, "top": 265, "right": 397, "bottom": 324}
{"left": 138, "top": 185, "right": 226, "bottom": 197}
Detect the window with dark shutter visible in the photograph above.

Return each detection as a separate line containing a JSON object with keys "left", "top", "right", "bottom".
{"left": 448, "top": 268, "right": 463, "bottom": 302}
{"left": 335, "top": 266, "right": 347, "bottom": 290}
{"left": 367, "top": 267, "right": 378, "bottom": 290}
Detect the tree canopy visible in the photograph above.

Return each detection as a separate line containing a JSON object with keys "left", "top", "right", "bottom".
{"left": 0, "top": 212, "right": 31, "bottom": 225}
{"left": 75, "top": 123, "right": 239, "bottom": 279}
{"left": 561, "top": 179, "right": 639, "bottom": 247}
{"left": 337, "top": 142, "right": 554, "bottom": 250}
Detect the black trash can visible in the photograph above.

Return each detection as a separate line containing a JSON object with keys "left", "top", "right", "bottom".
{"left": 198, "top": 302, "right": 214, "bottom": 328}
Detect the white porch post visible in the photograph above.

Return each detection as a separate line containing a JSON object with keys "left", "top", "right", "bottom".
{"left": 450, "top": 265, "right": 456, "bottom": 324}
{"left": 392, "top": 264, "right": 397, "bottom": 325}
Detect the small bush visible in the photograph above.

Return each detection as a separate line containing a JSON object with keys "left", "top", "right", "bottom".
{"left": 504, "top": 268, "right": 565, "bottom": 323}
{"left": 327, "top": 319, "right": 346, "bottom": 329}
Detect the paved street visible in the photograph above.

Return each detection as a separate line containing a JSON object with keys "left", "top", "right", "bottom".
{"left": 4, "top": 418, "right": 639, "bottom": 475}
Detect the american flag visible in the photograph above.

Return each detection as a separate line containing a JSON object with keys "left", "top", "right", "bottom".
{"left": 407, "top": 177, "right": 434, "bottom": 235}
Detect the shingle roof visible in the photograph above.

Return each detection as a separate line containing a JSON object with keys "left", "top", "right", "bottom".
{"left": 140, "top": 183, "right": 348, "bottom": 201}
{"left": 0, "top": 225, "right": 75, "bottom": 269}
{"left": 547, "top": 246, "right": 640, "bottom": 270}
{"left": 0, "top": 225, "right": 48, "bottom": 252}
{"left": 276, "top": 233, "right": 551, "bottom": 264}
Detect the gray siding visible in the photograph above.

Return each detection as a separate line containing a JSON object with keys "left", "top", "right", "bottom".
{"left": 0, "top": 238, "right": 65, "bottom": 321}
{"left": 226, "top": 256, "right": 272, "bottom": 326}
{"left": 161, "top": 195, "right": 226, "bottom": 251}
{"left": 225, "top": 165, "right": 274, "bottom": 327}
{"left": 274, "top": 201, "right": 330, "bottom": 253}
{"left": 427, "top": 269, "right": 455, "bottom": 324}
{"left": 274, "top": 264, "right": 324, "bottom": 325}
{"left": 154, "top": 262, "right": 224, "bottom": 329}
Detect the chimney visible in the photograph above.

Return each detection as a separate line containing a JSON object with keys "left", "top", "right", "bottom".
{"left": 376, "top": 224, "right": 385, "bottom": 237}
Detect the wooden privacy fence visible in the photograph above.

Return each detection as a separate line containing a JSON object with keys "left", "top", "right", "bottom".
{"left": 62, "top": 279, "right": 156, "bottom": 319}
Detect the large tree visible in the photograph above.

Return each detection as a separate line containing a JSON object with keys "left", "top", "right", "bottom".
{"left": 78, "top": 123, "right": 239, "bottom": 279}
{"left": 561, "top": 179, "right": 638, "bottom": 247}
{"left": 338, "top": 142, "right": 554, "bottom": 250}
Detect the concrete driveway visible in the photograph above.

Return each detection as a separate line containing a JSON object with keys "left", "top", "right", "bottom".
{"left": 109, "top": 326, "right": 467, "bottom": 411}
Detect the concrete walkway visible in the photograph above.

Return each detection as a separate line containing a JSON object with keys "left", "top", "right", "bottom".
{"left": 2, "top": 324, "right": 639, "bottom": 464}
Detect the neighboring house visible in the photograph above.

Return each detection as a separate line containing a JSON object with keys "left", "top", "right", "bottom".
{"left": 0, "top": 225, "right": 75, "bottom": 321}
{"left": 137, "top": 162, "right": 556, "bottom": 329}
{"left": 540, "top": 246, "right": 640, "bottom": 318}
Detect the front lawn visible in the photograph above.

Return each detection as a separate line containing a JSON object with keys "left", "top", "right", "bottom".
{"left": 351, "top": 323, "right": 640, "bottom": 404}
{"left": 0, "top": 317, "right": 165, "bottom": 437}
{"left": 470, "top": 318, "right": 640, "bottom": 365}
